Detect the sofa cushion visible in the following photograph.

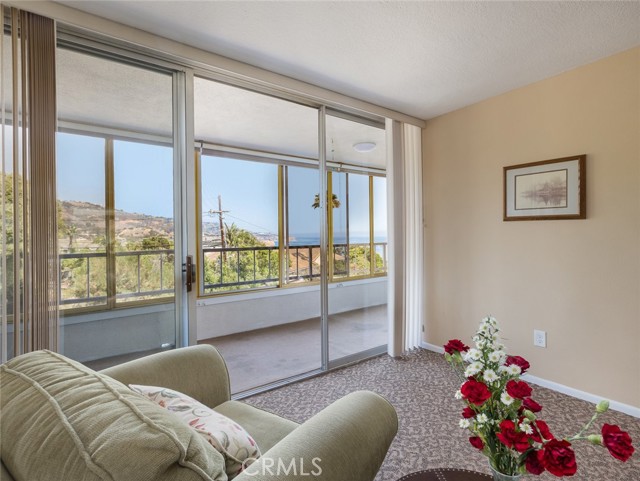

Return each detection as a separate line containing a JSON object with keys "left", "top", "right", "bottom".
{"left": 0, "top": 350, "right": 227, "bottom": 481}
{"left": 130, "top": 384, "right": 261, "bottom": 479}
{"left": 213, "top": 400, "right": 299, "bottom": 453}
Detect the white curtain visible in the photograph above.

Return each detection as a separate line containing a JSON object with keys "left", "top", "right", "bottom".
{"left": 402, "top": 123, "right": 424, "bottom": 350}
{"left": 386, "top": 121, "right": 424, "bottom": 356}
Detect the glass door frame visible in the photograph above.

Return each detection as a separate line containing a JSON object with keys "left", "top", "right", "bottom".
{"left": 56, "top": 28, "right": 193, "bottom": 352}
{"left": 323, "top": 109, "right": 388, "bottom": 370}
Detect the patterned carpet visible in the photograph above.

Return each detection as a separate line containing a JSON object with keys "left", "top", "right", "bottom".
{"left": 245, "top": 349, "right": 640, "bottom": 481}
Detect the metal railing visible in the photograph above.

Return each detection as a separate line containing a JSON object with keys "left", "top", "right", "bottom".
{"left": 58, "top": 249, "right": 174, "bottom": 306}
{"left": 202, "top": 242, "right": 387, "bottom": 292}
{"left": 58, "top": 242, "right": 388, "bottom": 304}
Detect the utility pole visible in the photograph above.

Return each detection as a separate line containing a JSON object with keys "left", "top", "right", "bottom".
{"left": 207, "top": 195, "right": 229, "bottom": 260}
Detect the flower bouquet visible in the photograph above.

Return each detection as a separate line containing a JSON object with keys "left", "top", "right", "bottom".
{"left": 444, "top": 317, "right": 635, "bottom": 478}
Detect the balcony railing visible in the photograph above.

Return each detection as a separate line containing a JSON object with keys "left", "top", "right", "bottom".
{"left": 202, "top": 242, "right": 387, "bottom": 292}
{"left": 59, "top": 249, "right": 174, "bottom": 307}
{"left": 57, "top": 242, "right": 388, "bottom": 306}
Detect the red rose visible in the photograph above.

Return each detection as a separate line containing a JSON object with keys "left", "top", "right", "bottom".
{"left": 462, "top": 407, "right": 475, "bottom": 419}
{"left": 469, "top": 436, "right": 484, "bottom": 450}
{"left": 505, "top": 355, "right": 530, "bottom": 374}
{"left": 522, "top": 397, "right": 542, "bottom": 413}
{"left": 525, "top": 449, "right": 546, "bottom": 475}
{"left": 542, "top": 439, "right": 577, "bottom": 477}
{"left": 496, "top": 420, "right": 530, "bottom": 453}
{"left": 444, "top": 339, "right": 470, "bottom": 354}
{"left": 506, "top": 380, "right": 532, "bottom": 400}
{"left": 602, "top": 424, "right": 635, "bottom": 462}
{"left": 530, "top": 419, "right": 554, "bottom": 443}
{"left": 461, "top": 379, "right": 492, "bottom": 406}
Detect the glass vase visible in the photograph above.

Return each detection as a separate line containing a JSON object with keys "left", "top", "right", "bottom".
{"left": 489, "top": 463, "right": 522, "bottom": 481}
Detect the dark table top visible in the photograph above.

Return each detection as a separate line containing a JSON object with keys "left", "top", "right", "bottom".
{"left": 398, "top": 468, "right": 492, "bottom": 481}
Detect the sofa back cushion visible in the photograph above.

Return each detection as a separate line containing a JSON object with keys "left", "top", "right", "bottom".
{"left": 0, "top": 350, "right": 227, "bottom": 481}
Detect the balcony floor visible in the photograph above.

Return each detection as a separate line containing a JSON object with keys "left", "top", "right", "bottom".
{"left": 83, "top": 304, "right": 388, "bottom": 394}
{"left": 199, "top": 304, "right": 388, "bottom": 393}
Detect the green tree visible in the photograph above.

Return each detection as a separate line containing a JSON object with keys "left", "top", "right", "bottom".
{"left": 204, "top": 223, "right": 278, "bottom": 291}
{"left": 141, "top": 235, "right": 172, "bottom": 250}
{"left": 224, "top": 223, "right": 258, "bottom": 248}
{"left": 348, "top": 245, "right": 371, "bottom": 276}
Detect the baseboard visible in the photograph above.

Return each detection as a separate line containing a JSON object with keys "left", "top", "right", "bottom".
{"left": 420, "top": 341, "right": 444, "bottom": 354}
{"left": 419, "top": 341, "right": 639, "bottom": 418}
{"left": 521, "top": 374, "right": 640, "bottom": 418}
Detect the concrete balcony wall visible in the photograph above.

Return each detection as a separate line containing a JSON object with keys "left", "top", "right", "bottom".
{"left": 41, "top": 277, "right": 386, "bottom": 364}
{"left": 196, "top": 277, "right": 387, "bottom": 339}
{"left": 60, "top": 303, "right": 175, "bottom": 363}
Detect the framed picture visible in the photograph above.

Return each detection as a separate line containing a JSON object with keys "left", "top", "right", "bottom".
{"left": 503, "top": 155, "right": 586, "bottom": 221}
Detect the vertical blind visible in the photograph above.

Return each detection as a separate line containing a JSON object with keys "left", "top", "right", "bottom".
{"left": 386, "top": 120, "right": 424, "bottom": 356}
{"left": 1, "top": 6, "right": 58, "bottom": 361}
{"left": 403, "top": 123, "right": 424, "bottom": 350}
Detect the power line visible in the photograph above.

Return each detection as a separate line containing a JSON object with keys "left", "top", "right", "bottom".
{"left": 224, "top": 213, "right": 275, "bottom": 235}
{"left": 203, "top": 197, "right": 277, "bottom": 236}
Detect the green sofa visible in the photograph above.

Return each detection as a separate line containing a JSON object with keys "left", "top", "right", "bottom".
{"left": 1, "top": 345, "right": 397, "bottom": 481}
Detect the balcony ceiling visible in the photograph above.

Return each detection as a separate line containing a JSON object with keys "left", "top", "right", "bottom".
{"left": 55, "top": 47, "right": 386, "bottom": 168}
{"left": 56, "top": 1, "right": 639, "bottom": 121}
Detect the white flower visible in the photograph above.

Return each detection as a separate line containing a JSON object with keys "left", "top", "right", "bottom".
{"left": 465, "top": 362, "right": 483, "bottom": 378}
{"left": 508, "top": 364, "right": 522, "bottom": 376}
{"left": 501, "top": 391, "right": 515, "bottom": 406}
{"left": 488, "top": 351, "right": 505, "bottom": 363}
{"left": 464, "top": 348, "right": 482, "bottom": 361}
{"left": 454, "top": 390, "right": 463, "bottom": 400}
{"left": 498, "top": 365, "right": 510, "bottom": 374}
{"left": 519, "top": 422, "right": 533, "bottom": 435}
{"left": 459, "top": 419, "right": 471, "bottom": 429}
{"left": 483, "top": 369, "right": 498, "bottom": 383}
{"left": 483, "top": 316, "right": 498, "bottom": 326}
{"left": 477, "top": 414, "right": 489, "bottom": 424}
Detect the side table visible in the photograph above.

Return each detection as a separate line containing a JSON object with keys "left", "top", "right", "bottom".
{"left": 398, "top": 468, "right": 492, "bottom": 481}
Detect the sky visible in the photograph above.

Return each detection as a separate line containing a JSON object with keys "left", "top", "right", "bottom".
{"left": 57, "top": 133, "right": 174, "bottom": 218}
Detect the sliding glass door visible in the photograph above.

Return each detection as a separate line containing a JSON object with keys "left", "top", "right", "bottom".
{"left": 194, "top": 77, "right": 322, "bottom": 393}
{"left": 325, "top": 112, "right": 388, "bottom": 365}
{"left": 56, "top": 45, "right": 186, "bottom": 369}
{"left": 191, "top": 78, "right": 389, "bottom": 394}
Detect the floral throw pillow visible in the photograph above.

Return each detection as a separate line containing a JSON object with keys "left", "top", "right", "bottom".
{"left": 130, "top": 384, "right": 261, "bottom": 479}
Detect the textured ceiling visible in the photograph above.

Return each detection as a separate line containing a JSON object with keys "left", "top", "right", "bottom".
{"left": 56, "top": 1, "right": 640, "bottom": 120}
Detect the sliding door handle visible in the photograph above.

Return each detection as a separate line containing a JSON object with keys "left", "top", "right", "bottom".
{"left": 184, "top": 255, "right": 195, "bottom": 292}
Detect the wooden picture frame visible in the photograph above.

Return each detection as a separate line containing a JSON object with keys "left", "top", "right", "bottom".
{"left": 503, "top": 155, "right": 586, "bottom": 221}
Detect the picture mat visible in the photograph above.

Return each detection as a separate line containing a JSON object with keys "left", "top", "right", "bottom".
{"left": 505, "top": 159, "right": 581, "bottom": 218}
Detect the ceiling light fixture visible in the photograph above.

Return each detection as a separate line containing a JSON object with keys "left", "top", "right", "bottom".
{"left": 353, "top": 142, "right": 376, "bottom": 153}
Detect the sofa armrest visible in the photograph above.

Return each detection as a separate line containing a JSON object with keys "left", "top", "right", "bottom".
{"left": 101, "top": 344, "right": 231, "bottom": 408}
{"left": 235, "top": 391, "right": 398, "bottom": 481}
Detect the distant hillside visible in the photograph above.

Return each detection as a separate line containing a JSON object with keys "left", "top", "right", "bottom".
{"left": 59, "top": 200, "right": 192, "bottom": 250}
{"left": 58, "top": 200, "right": 278, "bottom": 251}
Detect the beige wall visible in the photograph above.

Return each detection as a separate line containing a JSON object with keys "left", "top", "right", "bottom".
{"left": 422, "top": 47, "right": 640, "bottom": 407}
